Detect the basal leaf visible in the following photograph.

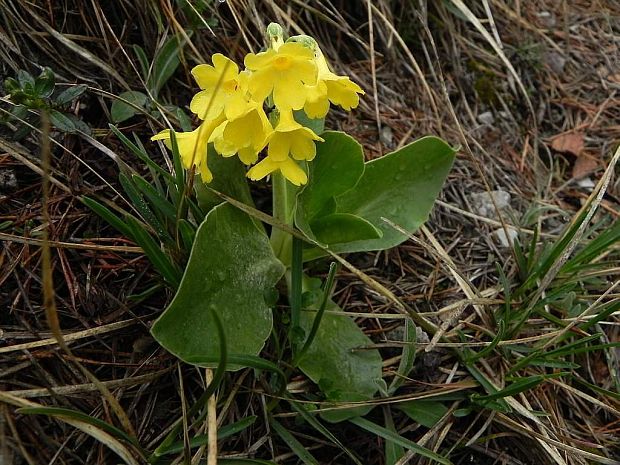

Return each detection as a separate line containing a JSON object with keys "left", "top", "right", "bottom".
{"left": 297, "top": 131, "right": 365, "bottom": 223}
{"left": 332, "top": 136, "right": 456, "bottom": 253}
{"left": 151, "top": 203, "right": 285, "bottom": 370}
{"left": 111, "top": 91, "right": 148, "bottom": 123}
{"left": 298, "top": 298, "right": 383, "bottom": 423}
{"left": 148, "top": 34, "right": 189, "bottom": 96}
{"left": 397, "top": 400, "right": 449, "bottom": 428}
{"left": 310, "top": 213, "right": 382, "bottom": 245}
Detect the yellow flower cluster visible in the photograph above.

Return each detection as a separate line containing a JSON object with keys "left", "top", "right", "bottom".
{"left": 152, "top": 25, "right": 364, "bottom": 186}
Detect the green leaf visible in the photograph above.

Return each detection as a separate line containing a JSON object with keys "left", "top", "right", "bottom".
{"left": 350, "top": 417, "right": 453, "bottom": 465}
{"left": 49, "top": 110, "right": 77, "bottom": 133}
{"left": 111, "top": 91, "right": 148, "bottom": 123}
{"left": 297, "top": 294, "right": 383, "bottom": 423}
{"left": 17, "top": 69, "right": 35, "bottom": 91}
{"left": 125, "top": 216, "right": 181, "bottom": 287}
{"left": 331, "top": 136, "right": 456, "bottom": 253}
{"left": 310, "top": 213, "right": 382, "bottom": 245}
{"left": 384, "top": 408, "right": 405, "bottom": 465}
{"left": 472, "top": 373, "right": 569, "bottom": 404}
{"left": 17, "top": 407, "right": 139, "bottom": 448}
{"left": 133, "top": 44, "right": 150, "bottom": 80}
{"left": 155, "top": 416, "right": 257, "bottom": 456}
{"left": 397, "top": 400, "right": 449, "bottom": 428}
{"left": 4, "top": 77, "right": 20, "bottom": 94}
{"left": 294, "top": 109, "right": 325, "bottom": 135}
{"left": 271, "top": 419, "right": 319, "bottom": 465}
{"left": 151, "top": 203, "right": 285, "bottom": 370}
{"left": 34, "top": 67, "right": 55, "bottom": 98}
{"left": 55, "top": 84, "right": 88, "bottom": 106}
{"left": 148, "top": 34, "right": 189, "bottom": 96}
{"left": 296, "top": 131, "right": 365, "bottom": 228}
{"left": 388, "top": 318, "right": 416, "bottom": 394}
{"left": 80, "top": 196, "right": 133, "bottom": 238}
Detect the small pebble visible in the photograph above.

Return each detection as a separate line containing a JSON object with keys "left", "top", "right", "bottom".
{"left": 470, "top": 190, "right": 512, "bottom": 219}
{"left": 577, "top": 177, "right": 595, "bottom": 190}
{"left": 544, "top": 51, "right": 567, "bottom": 74}
{"left": 0, "top": 169, "right": 17, "bottom": 191}
{"left": 477, "top": 111, "right": 494, "bottom": 125}
{"left": 493, "top": 227, "right": 519, "bottom": 247}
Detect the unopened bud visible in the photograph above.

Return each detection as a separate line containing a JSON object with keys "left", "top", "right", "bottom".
{"left": 266, "top": 23, "right": 285, "bottom": 50}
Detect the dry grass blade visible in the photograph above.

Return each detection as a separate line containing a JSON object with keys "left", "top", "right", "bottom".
{"left": 39, "top": 111, "right": 138, "bottom": 441}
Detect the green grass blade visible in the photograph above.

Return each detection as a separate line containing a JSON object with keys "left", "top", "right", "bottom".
{"left": 350, "top": 417, "right": 452, "bottom": 465}
{"left": 125, "top": 216, "right": 180, "bottom": 287}
{"left": 271, "top": 419, "right": 319, "bottom": 465}
{"left": 80, "top": 196, "right": 133, "bottom": 238}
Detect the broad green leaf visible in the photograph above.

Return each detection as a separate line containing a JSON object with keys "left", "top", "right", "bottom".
{"left": 17, "top": 69, "right": 35, "bottom": 90}
{"left": 34, "top": 67, "right": 55, "bottom": 98}
{"left": 55, "top": 84, "right": 88, "bottom": 106}
{"left": 297, "top": 131, "right": 365, "bottom": 224}
{"left": 148, "top": 34, "right": 189, "bottom": 96}
{"left": 151, "top": 203, "right": 285, "bottom": 369}
{"left": 111, "top": 91, "right": 148, "bottom": 123}
{"left": 194, "top": 147, "right": 254, "bottom": 214}
{"left": 332, "top": 136, "right": 456, "bottom": 252}
{"left": 294, "top": 109, "right": 325, "bottom": 135}
{"left": 310, "top": 213, "right": 382, "bottom": 245}
{"left": 397, "top": 400, "right": 449, "bottom": 428}
{"left": 297, "top": 298, "right": 383, "bottom": 423}
{"left": 49, "top": 110, "right": 76, "bottom": 133}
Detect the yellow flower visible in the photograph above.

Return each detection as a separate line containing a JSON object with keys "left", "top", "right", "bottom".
{"left": 151, "top": 115, "right": 224, "bottom": 183}
{"left": 303, "top": 49, "right": 364, "bottom": 119}
{"left": 247, "top": 110, "right": 323, "bottom": 185}
{"left": 244, "top": 42, "right": 317, "bottom": 111}
{"left": 210, "top": 101, "right": 273, "bottom": 165}
{"left": 189, "top": 54, "right": 246, "bottom": 121}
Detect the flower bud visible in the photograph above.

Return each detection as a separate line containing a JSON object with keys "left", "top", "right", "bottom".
{"left": 266, "top": 22, "right": 285, "bottom": 50}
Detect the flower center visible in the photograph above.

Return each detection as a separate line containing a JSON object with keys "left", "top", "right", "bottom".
{"left": 223, "top": 79, "right": 237, "bottom": 93}
{"left": 273, "top": 56, "right": 290, "bottom": 70}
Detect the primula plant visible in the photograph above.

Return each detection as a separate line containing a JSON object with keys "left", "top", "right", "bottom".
{"left": 148, "top": 23, "right": 456, "bottom": 420}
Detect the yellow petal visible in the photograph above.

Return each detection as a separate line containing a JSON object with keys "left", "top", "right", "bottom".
{"left": 210, "top": 122, "right": 237, "bottom": 157}
{"left": 189, "top": 90, "right": 226, "bottom": 120}
{"left": 192, "top": 54, "right": 239, "bottom": 90}
{"left": 197, "top": 160, "right": 213, "bottom": 183}
{"left": 274, "top": 110, "right": 301, "bottom": 132}
{"left": 191, "top": 64, "right": 218, "bottom": 90}
{"left": 267, "top": 133, "right": 291, "bottom": 162}
{"left": 238, "top": 146, "right": 259, "bottom": 165}
{"left": 212, "top": 53, "right": 239, "bottom": 82}
{"left": 279, "top": 42, "right": 314, "bottom": 61}
{"left": 245, "top": 49, "right": 277, "bottom": 70}
{"left": 248, "top": 68, "right": 275, "bottom": 104}
{"left": 273, "top": 79, "right": 306, "bottom": 110}
{"left": 304, "top": 94, "right": 330, "bottom": 119}
{"left": 224, "top": 92, "right": 253, "bottom": 121}
{"left": 247, "top": 156, "right": 279, "bottom": 181}
{"left": 325, "top": 78, "right": 364, "bottom": 110}
{"left": 289, "top": 134, "right": 316, "bottom": 161}
{"left": 279, "top": 158, "right": 307, "bottom": 185}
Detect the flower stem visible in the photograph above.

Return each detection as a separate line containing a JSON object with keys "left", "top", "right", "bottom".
{"left": 270, "top": 172, "right": 295, "bottom": 266}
